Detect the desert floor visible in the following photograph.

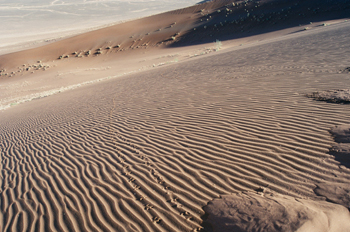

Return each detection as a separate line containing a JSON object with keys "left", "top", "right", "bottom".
{"left": 1, "top": 1, "right": 350, "bottom": 232}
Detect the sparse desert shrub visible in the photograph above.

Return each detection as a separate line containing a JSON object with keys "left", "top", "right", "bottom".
{"left": 215, "top": 39, "right": 222, "bottom": 51}
{"left": 106, "top": 46, "right": 111, "bottom": 49}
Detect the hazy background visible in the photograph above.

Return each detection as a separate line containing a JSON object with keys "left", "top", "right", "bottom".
{"left": 0, "top": 0, "right": 201, "bottom": 53}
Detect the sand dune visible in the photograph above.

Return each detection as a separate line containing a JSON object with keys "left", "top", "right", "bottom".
{"left": 0, "top": 0, "right": 201, "bottom": 54}
{"left": 1, "top": 0, "right": 349, "bottom": 72}
{"left": 1, "top": 0, "right": 349, "bottom": 112}
{"left": 1, "top": 0, "right": 350, "bottom": 231}
{"left": 2, "top": 20, "right": 350, "bottom": 231}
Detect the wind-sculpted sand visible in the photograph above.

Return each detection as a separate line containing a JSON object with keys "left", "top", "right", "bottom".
{"left": 0, "top": 0, "right": 201, "bottom": 55}
{"left": 1, "top": 19, "right": 350, "bottom": 231}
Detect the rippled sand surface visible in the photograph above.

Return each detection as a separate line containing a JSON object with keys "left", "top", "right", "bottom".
{"left": 1, "top": 20, "right": 350, "bottom": 231}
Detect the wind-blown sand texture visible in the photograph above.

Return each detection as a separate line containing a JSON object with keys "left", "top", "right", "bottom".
{"left": 1, "top": 0, "right": 350, "bottom": 110}
{"left": 1, "top": 0, "right": 350, "bottom": 231}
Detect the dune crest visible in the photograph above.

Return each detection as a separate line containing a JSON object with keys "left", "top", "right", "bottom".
{"left": 1, "top": 0, "right": 349, "bottom": 76}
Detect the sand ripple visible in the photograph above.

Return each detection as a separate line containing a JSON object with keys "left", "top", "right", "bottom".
{"left": 1, "top": 22, "right": 350, "bottom": 232}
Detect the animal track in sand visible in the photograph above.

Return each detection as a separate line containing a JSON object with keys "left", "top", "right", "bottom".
{"left": 144, "top": 204, "right": 154, "bottom": 211}
{"left": 152, "top": 216, "right": 162, "bottom": 223}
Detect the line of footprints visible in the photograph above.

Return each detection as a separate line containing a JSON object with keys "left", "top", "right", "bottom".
{"left": 115, "top": 132, "right": 202, "bottom": 231}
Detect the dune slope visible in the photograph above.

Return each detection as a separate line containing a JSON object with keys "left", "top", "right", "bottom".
{"left": 1, "top": 20, "right": 350, "bottom": 231}
{"left": 1, "top": 0, "right": 349, "bottom": 75}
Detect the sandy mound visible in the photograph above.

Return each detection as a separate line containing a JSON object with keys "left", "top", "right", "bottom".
{"left": 312, "top": 124, "right": 350, "bottom": 209}
{"left": 330, "top": 143, "right": 350, "bottom": 167}
{"left": 203, "top": 191, "right": 350, "bottom": 232}
{"left": 328, "top": 124, "right": 350, "bottom": 168}
{"left": 330, "top": 124, "right": 350, "bottom": 143}
{"left": 306, "top": 89, "right": 350, "bottom": 104}
{"left": 314, "top": 182, "right": 350, "bottom": 209}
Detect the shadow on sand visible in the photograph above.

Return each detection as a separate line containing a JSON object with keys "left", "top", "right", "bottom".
{"left": 170, "top": 0, "right": 350, "bottom": 48}
{"left": 329, "top": 124, "right": 350, "bottom": 169}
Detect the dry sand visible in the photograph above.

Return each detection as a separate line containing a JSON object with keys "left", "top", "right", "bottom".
{"left": 0, "top": 0, "right": 201, "bottom": 55}
{"left": 1, "top": 0, "right": 350, "bottom": 231}
{"left": 204, "top": 191, "right": 350, "bottom": 232}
